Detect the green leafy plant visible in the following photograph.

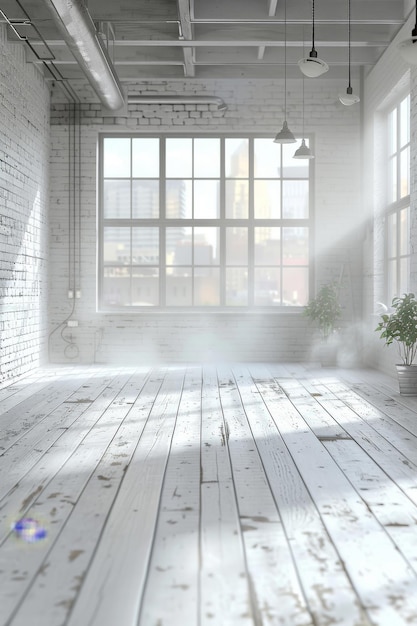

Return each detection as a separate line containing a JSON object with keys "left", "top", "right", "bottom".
{"left": 375, "top": 293, "right": 417, "bottom": 365}
{"left": 304, "top": 282, "right": 342, "bottom": 340}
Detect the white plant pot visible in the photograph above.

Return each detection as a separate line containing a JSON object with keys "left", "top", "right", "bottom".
{"left": 396, "top": 364, "right": 417, "bottom": 396}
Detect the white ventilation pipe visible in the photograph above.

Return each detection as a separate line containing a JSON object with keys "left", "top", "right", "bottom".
{"left": 43, "top": 0, "right": 125, "bottom": 110}
{"left": 128, "top": 95, "right": 228, "bottom": 111}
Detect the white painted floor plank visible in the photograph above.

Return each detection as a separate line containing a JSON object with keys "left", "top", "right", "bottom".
{"left": 1, "top": 370, "right": 140, "bottom": 625}
{"left": 138, "top": 367, "right": 201, "bottom": 626}
{"left": 2, "top": 364, "right": 417, "bottom": 625}
{"left": 9, "top": 369, "right": 156, "bottom": 626}
{"left": 66, "top": 368, "right": 186, "bottom": 626}
{"left": 239, "top": 365, "right": 369, "bottom": 626}
{"left": 199, "top": 366, "right": 253, "bottom": 626}
{"left": 256, "top": 368, "right": 417, "bottom": 626}
{"left": 220, "top": 366, "right": 313, "bottom": 626}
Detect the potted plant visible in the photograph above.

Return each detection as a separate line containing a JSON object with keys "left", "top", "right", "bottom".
{"left": 304, "top": 282, "right": 342, "bottom": 366}
{"left": 375, "top": 292, "right": 417, "bottom": 395}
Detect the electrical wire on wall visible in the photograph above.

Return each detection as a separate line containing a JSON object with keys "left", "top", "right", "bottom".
{"left": 48, "top": 99, "right": 82, "bottom": 361}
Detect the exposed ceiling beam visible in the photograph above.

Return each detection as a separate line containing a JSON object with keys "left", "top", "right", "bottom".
{"left": 268, "top": 0, "right": 278, "bottom": 18}
{"left": 38, "top": 39, "right": 391, "bottom": 49}
{"left": 177, "top": 0, "right": 195, "bottom": 77}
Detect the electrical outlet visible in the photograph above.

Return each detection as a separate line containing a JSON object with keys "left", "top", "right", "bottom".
{"left": 75, "top": 289, "right": 81, "bottom": 299}
{"left": 68, "top": 290, "right": 74, "bottom": 299}
{"left": 67, "top": 320, "right": 78, "bottom": 327}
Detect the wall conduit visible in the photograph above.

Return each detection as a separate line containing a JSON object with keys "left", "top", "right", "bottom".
{"left": 128, "top": 95, "right": 228, "bottom": 110}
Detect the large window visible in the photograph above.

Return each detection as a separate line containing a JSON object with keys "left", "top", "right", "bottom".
{"left": 385, "top": 94, "right": 410, "bottom": 302}
{"left": 99, "top": 135, "right": 312, "bottom": 309}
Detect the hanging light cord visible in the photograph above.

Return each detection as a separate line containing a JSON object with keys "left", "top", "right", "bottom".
{"left": 348, "top": 0, "right": 352, "bottom": 88}
{"left": 413, "top": 0, "right": 417, "bottom": 38}
{"left": 311, "top": 0, "right": 315, "bottom": 52}
{"left": 302, "top": 75, "right": 305, "bottom": 137}
{"left": 284, "top": 0, "right": 287, "bottom": 117}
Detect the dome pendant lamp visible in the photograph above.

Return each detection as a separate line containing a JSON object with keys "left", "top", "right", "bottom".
{"left": 274, "top": 0, "right": 296, "bottom": 144}
{"left": 398, "top": 0, "right": 417, "bottom": 65}
{"left": 339, "top": 0, "right": 360, "bottom": 105}
{"left": 294, "top": 77, "right": 314, "bottom": 159}
{"left": 298, "top": 0, "right": 329, "bottom": 78}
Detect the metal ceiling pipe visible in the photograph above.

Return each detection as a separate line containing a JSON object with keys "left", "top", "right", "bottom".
{"left": 42, "top": 0, "right": 125, "bottom": 110}
{"left": 128, "top": 95, "right": 228, "bottom": 111}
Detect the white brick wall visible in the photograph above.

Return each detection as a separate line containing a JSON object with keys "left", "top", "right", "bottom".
{"left": 48, "top": 78, "right": 363, "bottom": 364}
{"left": 0, "top": 25, "right": 50, "bottom": 383}
{"left": 362, "top": 14, "right": 417, "bottom": 375}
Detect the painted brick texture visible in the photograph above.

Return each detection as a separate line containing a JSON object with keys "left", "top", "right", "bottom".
{"left": 0, "top": 25, "right": 50, "bottom": 383}
{"left": 48, "top": 78, "right": 362, "bottom": 365}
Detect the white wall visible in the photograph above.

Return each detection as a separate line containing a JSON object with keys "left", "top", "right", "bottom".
{"left": 362, "top": 13, "right": 417, "bottom": 374}
{"left": 0, "top": 25, "right": 50, "bottom": 383}
{"left": 48, "top": 78, "right": 362, "bottom": 364}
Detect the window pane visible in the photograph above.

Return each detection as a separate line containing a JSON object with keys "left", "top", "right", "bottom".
{"left": 226, "top": 138, "right": 248, "bottom": 178}
{"left": 283, "top": 228, "right": 309, "bottom": 264}
{"left": 387, "top": 213, "right": 397, "bottom": 258}
{"left": 132, "top": 180, "right": 159, "bottom": 218}
{"left": 387, "top": 259, "right": 397, "bottom": 302}
{"left": 101, "top": 134, "right": 310, "bottom": 309}
{"left": 254, "top": 180, "right": 280, "bottom": 218}
{"left": 282, "top": 144, "right": 309, "bottom": 178}
{"left": 226, "top": 180, "right": 249, "bottom": 218}
{"left": 400, "top": 208, "right": 409, "bottom": 256}
{"left": 103, "top": 180, "right": 130, "bottom": 218}
{"left": 388, "top": 156, "right": 397, "bottom": 203}
{"left": 166, "top": 138, "right": 192, "bottom": 177}
{"left": 132, "top": 269, "right": 159, "bottom": 306}
{"left": 388, "top": 108, "right": 397, "bottom": 156}
{"left": 226, "top": 227, "right": 248, "bottom": 265}
{"left": 282, "top": 267, "right": 309, "bottom": 306}
{"left": 103, "top": 138, "right": 130, "bottom": 178}
{"left": 254, "top": 139, "right": 280, "bottom": 178}
{"left": 255, "top": 228, "right": 281, "bottom": 265}
{"left": 400, "top": 96, "right": 409, "bottom": 148}
{"left": 400, "top": 257, "right": 409, "bottom": 296}
{"left": 194, "top": 138, "right": 220, "bottom": 178}
{"left": 282, "top": 181, "right": 309, "bottom": 218}
{"left": 166, "top": 226, "right": 192, "bottom": 265}
{"left": 132, "top": 138, "right": 159, "bottom": 177}
{"left": 400, "top": 146, "right": 409, "bottom": 198}
{"left": 104, "top": 227, "right": 130, "bottom": 264}
{"left": 194, "top": 180, "right": 220, "bottom": 218}
{"left": 194, "top": 227, "right": 219, "bottom": 264}
{"left": 226, "top": 268, "right": 248, "bottom": 305}
{"left": 166, "top": 270, "right": 192, "bottom": 306}
{"left": 254, "top": 268, "right": 280, "bottom": 305}
{"left": 132, "top": 227, "right": 159, "bottom": 264}
{"left": 194, "top": 267, "right": 220, "bottom": 306}
{"left": 166, "top": 180, "right": 192, "bottom": 218}
{"left": 103, "top": 267, "right": 130, "bottom": 306}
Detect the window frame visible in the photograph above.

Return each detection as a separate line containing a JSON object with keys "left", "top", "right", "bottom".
{"left": 384, "top": 93, "right": 410, "bottom": 303}
{"left": 97, "top": 133, "right": 314, "bottom": 312}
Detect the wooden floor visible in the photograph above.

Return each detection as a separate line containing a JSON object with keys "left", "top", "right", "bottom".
{"left": 2, "top": 364, "right": 417, "bottom": 626}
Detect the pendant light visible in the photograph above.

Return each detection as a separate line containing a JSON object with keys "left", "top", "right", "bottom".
{"left": 339, "top": 0, "right": 360, "bottom": 105}
{"left": 298, "top": 0, "right": 329, "bottom": 78}
{"left": 398, "top": 0, "right": 417, "bottom": 65}
{"left": 294, "top": 76, "right": 314, "bottom": 159}
{"left": 274, "top": 0, "right": 296, "bottom": 144}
